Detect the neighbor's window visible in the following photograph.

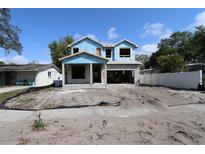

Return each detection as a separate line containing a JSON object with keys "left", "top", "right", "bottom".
{"left": 72, "top": 65, "right": 85, "bottom": 79}
{"left": 106, "top": 49, "right": 111, "bottom": 58}
{"left": 48, "top": 72, "right": 51, "bottom": 78}
{"left": 73, "top": 48, "right": 79, "bottom": 54}
{"left": 120, "top": 48, "right": 130, "bottom": 57}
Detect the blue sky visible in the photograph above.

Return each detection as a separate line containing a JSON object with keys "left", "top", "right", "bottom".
{"left": 1, "top": 8, "right": 205, "bottom": 64}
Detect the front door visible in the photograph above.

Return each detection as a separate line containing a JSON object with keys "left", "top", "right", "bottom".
{"left": 93, "top": 65, "right": 101, "bottom": 83}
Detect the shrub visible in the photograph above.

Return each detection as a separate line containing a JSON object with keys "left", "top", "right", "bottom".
{"left": 33, "top": 113, "right": 46, "bottom": 131}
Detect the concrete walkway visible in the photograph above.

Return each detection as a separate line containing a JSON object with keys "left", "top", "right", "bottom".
{"left": 0, "top": 86, "right": 29, "bottom": 94}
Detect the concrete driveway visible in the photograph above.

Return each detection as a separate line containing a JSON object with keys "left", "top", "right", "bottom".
{"left": 0, "top": 86, "right": 29, "bottom": 94}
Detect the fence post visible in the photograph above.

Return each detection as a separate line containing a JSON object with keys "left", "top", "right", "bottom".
{"left": 199, "top": 70, "right": 203, "bottom": 86}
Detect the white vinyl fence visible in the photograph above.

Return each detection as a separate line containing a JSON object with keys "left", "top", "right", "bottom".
{"left": 139, "top": 70, "right": 202, "bottom": 90}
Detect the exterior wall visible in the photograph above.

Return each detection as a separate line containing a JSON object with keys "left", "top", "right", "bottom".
{"left": 65, "top": 64, "right": 140, "bottom": 84}
{"left": 66, "top": 64, "right": 90, "bottom": 84}
{"left": 107, "top": 64, "right": 140, "bottom": 84}
{"left": 72, "top": 38, "right": 103, "bottom": 55}
{"left": 35, "top": 67, "right": 62, "bottom": 87}
{"left": 65, "top": 38, "right": 140, "bottom": 85}
{"left": 114, "top": 42, "right": 136, "bottom": 62}
{"left": 63, "top": 53, "right": 107, "bottom": 64}
{"left": 71, "top": 39, "right": 137, "bottom": 62}
{"left": 107, "top": 64, "right": 139, "bottom": 70}
{"left": 0, "top": 71, "right": 36, "bottom": 86}
{"left": 17, "top": 71, "right": 36, "bottom": 81}
{"left": 139, "top": 70, "right": 202, "bottom": 90}
{"left": 101, "top": 48, "right": 114, "bottom": 61}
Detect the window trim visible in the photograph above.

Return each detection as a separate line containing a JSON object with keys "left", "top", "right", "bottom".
{"left": 119, "top": 48, "right": 131, "bottom": 58}
{"left": 105, "top": 48, "right": 112, "bottom": 58}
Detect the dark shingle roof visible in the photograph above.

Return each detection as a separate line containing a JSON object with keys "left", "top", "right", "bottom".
{"left": 0, "top": 64, "right": 59, "bottom": 72}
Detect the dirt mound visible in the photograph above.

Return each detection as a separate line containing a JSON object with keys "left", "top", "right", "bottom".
{"left": 4, "top": 86, "right": 164, "bottom": 110}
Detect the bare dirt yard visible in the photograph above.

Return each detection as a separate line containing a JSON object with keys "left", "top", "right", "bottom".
{"left": 1, "top": 84, "right": 205, "bottom": 144}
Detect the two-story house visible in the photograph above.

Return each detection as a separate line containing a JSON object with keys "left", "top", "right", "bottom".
{"left": 59, "top": 36, "right": 141, "bottom": 87}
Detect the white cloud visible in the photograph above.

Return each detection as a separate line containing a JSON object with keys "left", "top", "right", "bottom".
{"left": 138, "top": 11, "right": 205, "bottom": 56}
{"left": 142, "top": 22, "right": 173, "bottom": 41}
{"left": 143, "top": 23, "right": 165, "bottom": 36}
{"left": 187, "top": 11, "right": 205, "bottom": 30}
{"left": 138, "top": 43, "right": 158, "bottom": 56}
{"left": 107, "top": 27, "right": 119, "bottom": 40}
{"left": 0, "top": 55, "right": 30, "bottom": 64}
{"left": 159, "top": 29, "right": 173, "bottom": 40}
{"left": 194, "top": 11, "right": 205, "bottom": 26}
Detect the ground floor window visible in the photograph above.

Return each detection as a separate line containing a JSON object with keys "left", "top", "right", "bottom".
{"left": 72, "top": 65, "right": 85, "bottom": 79}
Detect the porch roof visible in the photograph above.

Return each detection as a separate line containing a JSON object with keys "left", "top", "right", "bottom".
{"left": 59, "top": 51, "right": 108, "bottom": 64}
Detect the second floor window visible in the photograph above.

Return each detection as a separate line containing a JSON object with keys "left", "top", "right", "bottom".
{"left": 120, "top": 48, "right": 130, "bottom": 57}
{"left": 106, "top": 49, "right": 111, "bottom": 58}
{"left": 96, "top": 48, "right": 101, "bottom": 56}
{"left": 73, "top": 48, "right": 79, "bottom": 54}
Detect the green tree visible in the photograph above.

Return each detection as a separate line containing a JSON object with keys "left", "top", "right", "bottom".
{"left": 0, "top": 61, "right": 5, "bottom": 65}
{"left": 155, "top": 31, "right": 193, "bottom": 62}
{"left": 192, "top": 26, "right": 205, "bottom": 62}
{"left": 156, "top": 54, "right": 185, "bottom": 73}
{"left": 0, "top": 8, "right": 22, "bottom": 54}
{"left": 136, "top": 54, "right": 149, "bottom": 64}
{"left": 136, "top": 54, "right": 150, "bottom": 69}
{"left": 48, "top": 35, "right": 73, "bottom": 69}
{"left": 148, "top": 27, "right": 205, "bottom": 72}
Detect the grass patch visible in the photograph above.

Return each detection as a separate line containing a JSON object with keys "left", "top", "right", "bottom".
{"left": 43, "top": 87, "right": 59, "bottom": 92}
{"left": 18, "top": 138, "right": 30, "bottom": 145}
{"left": 33, "top": 113, "right": 46, "bottom": 131}
{"left": 0, "top": 89, "right": 27, "bottom": 102}
{"left": 18, "top": 98, "right": 35, "bottom": 104}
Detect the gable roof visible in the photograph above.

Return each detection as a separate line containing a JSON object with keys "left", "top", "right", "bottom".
{"left": 0, "top": 64, "right": 61, "bottom": 72}
{"left": 67, "top": 36, "right": 104, "bottom": 47}
{"left": 59, "top": 51, "right": 109, "bottom": 61}
{"left": 114, "top": 39, "right": 138, "bottom": 48}
{"left": 67, "top": 36, "right": 138, "bottom": 48}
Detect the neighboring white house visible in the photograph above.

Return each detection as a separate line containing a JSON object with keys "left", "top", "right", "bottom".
{"left": 0, "top": 64, "right": 62, "bottom": 87}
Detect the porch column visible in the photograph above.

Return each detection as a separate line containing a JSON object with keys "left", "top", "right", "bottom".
{"left": 90, "top": 63, "right": 93, "bottom": 84}
{"left": 62, "top": 63, "right": 65, "bottom": 88}
{"left": 134, "top": 68, "right": 139, "bottom": 85}
{"left": 104, "top": 64, "right": 107, "bottom": 84}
